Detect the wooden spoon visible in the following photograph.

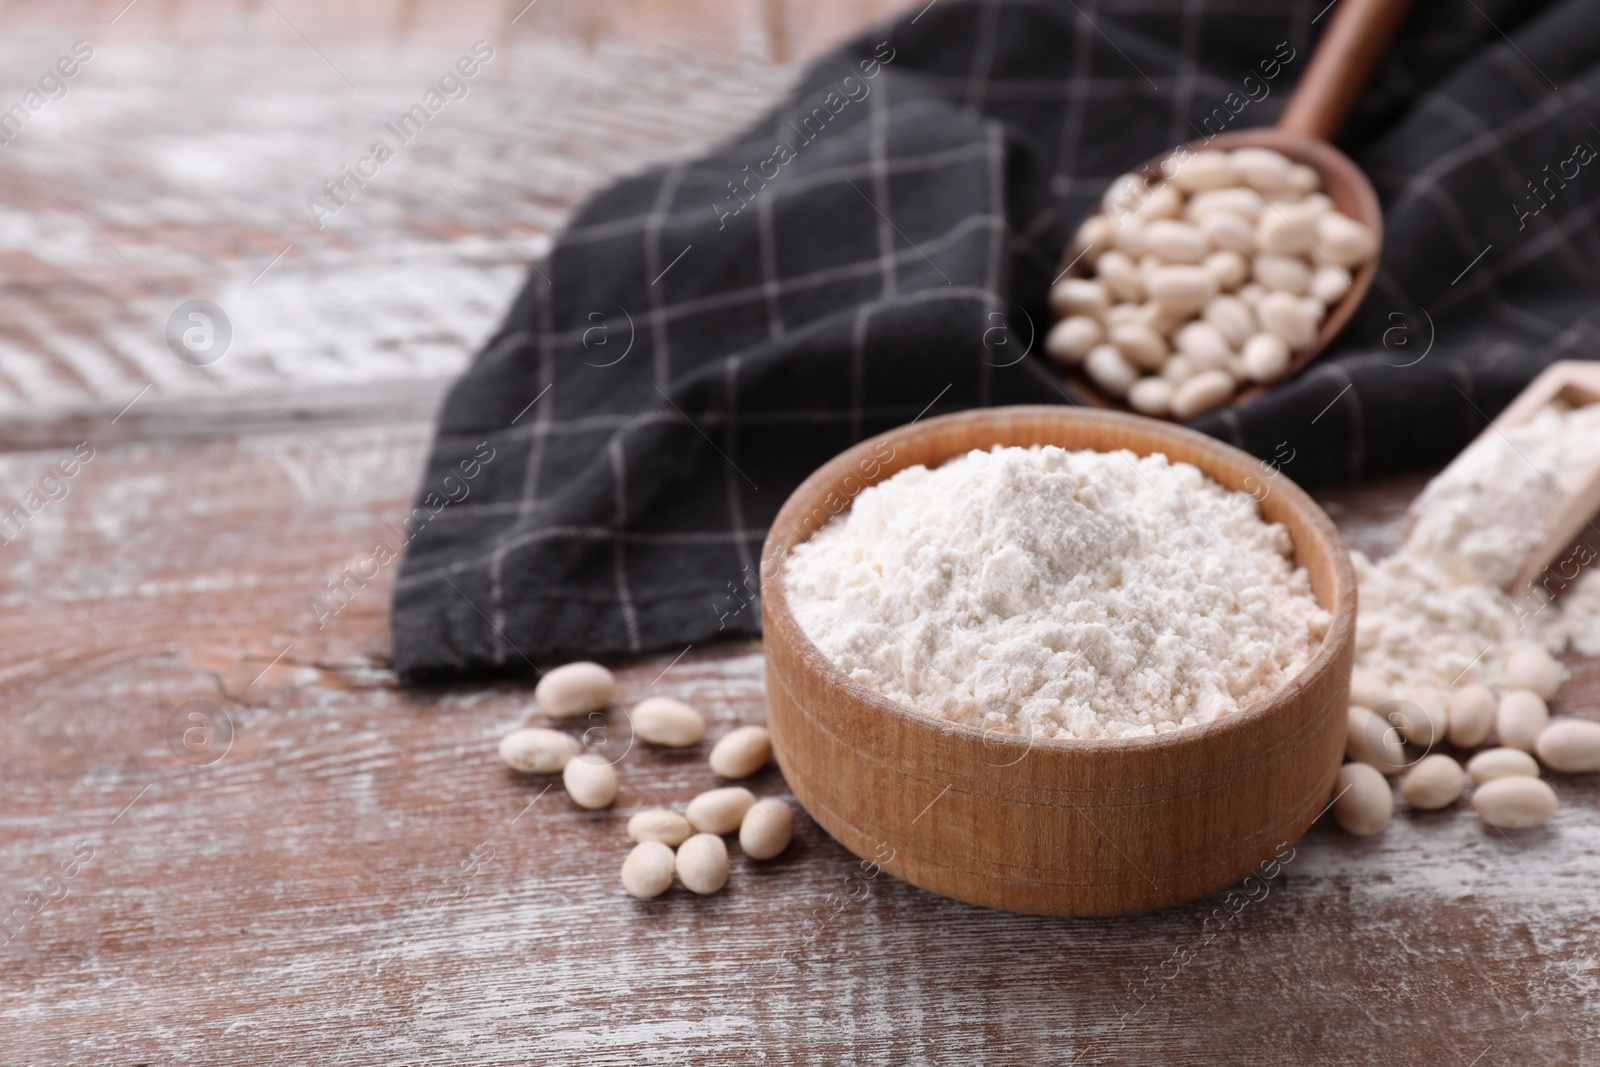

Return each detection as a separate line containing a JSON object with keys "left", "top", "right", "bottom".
{"left": 1056, "top": 0, "right": 1414, "bottom": 411}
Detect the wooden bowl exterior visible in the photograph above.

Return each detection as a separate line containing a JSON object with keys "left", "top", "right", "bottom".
{"left": 1059, "top": 128, "right": 1383, "bottom": 413}
{"left": 761, "top": 406, "right": 1356, "bottom": 915}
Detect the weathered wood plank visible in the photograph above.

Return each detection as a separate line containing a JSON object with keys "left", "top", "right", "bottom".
{"left": 0, "top": 427, "right": 1597, "bottom": 1066}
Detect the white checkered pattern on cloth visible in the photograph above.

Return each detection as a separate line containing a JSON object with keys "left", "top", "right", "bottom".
{"left": 392, "top": 0, "right": 1600, "bottom": 683}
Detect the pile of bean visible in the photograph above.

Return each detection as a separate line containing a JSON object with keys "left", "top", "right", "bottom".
{"left": 1335, "top": 645, "right": 1600, "bottom": 835}
{"left": 1049, "top": 147, "right": 1377, "bottom": 419}
{"left": 496, "top": 661, "right": 793, "bottom": 899}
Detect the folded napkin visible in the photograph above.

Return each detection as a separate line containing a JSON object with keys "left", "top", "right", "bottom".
{"left": 392, "top": 0, "right": 1599, "bottom": 683}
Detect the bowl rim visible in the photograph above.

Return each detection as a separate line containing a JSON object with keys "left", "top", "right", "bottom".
{"left": 760, "top": 404, "right": 1357, "bottom": 755}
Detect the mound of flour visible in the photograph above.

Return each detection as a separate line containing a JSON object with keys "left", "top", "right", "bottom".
{"left": 1354, "top": 399, "right": 1600, "bottom": 691}
{"left": 783, "top": 445, "right": 1330, "bottom": 740}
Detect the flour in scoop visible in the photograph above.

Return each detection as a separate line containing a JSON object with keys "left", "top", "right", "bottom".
{"left": 783, "top": 445, "right": 1329, "bottom": 740}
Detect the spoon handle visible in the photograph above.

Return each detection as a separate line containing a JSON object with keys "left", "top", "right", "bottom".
{"left": 1276, "top": 0, "right": 1415, "bottom": 142}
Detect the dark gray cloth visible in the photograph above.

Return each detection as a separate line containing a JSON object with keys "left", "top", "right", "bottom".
{"left": 391, "top": 0, "right": 1600, "bottom": 684}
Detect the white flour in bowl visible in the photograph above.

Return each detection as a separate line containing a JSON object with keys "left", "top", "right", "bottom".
{"left": 782, "top": 445, "right": 1330, "bottom": 740}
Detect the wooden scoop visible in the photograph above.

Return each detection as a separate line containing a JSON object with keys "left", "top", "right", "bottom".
{"left": 1058, "top": 0, "right": 1414, "bottom": 410}
{"left": 1404, "top": 360, "right": 1600, "bottom": 593}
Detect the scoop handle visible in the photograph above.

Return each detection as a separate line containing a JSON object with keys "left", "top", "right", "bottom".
{"left": 1277, "top": 0, "right": 1415, "bottom": 142}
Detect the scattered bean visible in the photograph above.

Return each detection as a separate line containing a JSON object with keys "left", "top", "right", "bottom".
{"left": 1333, "top": 761, "right": 1393, "bottom": 836}
{"left": 1348, "top": 669, "right": 1391, "bottom": 713}
{"left": 535, "top": 662, "right": 615, "bottom": 718}
{"left": 631, "top": 697, "right": 706, "bottom": 747}
{"left": 562, "top": 755, "right": 618, "bottom": 810}
{"left": 1346, "top": 705, "right": 1406, "bottom": 775}
{"left": 710, "top": 725, "right": 773, "bottom": 778}
{"left": 676, "top": 833, "right": 730, "bottom": 894}
{"left": 739, "top": 798, "right": 796, "bottom": 860}
{"left": 1402, "top": 754, "right": 1465, "bottom": 811}
{"left": 1497, "top": 690, "right": 1549, "bottom": 752}
{"left": 685, "top": 786, "right": 757, "bottom": 835}
{"left": 1534, "top": 718, "right": 1600, "bottom": 773}
{"left": 1501, "top": 645, "right": 1563, "bottom": 700}
{"left": 1472, "top": 776, "right": 1557, "bottom": 829}
{"left": 628, "top": 809, "right": 694, "bottom": 846}
{"left": 498, "top": 727, "right": 579, "bottom": 774}
{"left": 621, "top": 841, "right": 676, "bottom": 899}
{"left": 1445, "top": 685, "right": 1496, "bottom": 749}
{"left": 1391, "top": 687, "right": 1449, "bottom": 748}
{"left": 1466, "top": 747, "right": 1541, "bottom": 784}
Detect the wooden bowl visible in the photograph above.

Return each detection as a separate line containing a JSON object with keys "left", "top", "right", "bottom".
{"left": 1058, "top": 128, "right": 1383, "bottom": 413}
{"left": 760, "top": 406, "right": 1356, "bottom": 915}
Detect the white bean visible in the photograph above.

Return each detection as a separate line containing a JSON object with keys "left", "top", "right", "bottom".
{"left": 1161, "top": 354, "right": 1199, "bottom": 384}
{"left": 1203, "top": 295, "right": 1256, "bottom": 346}
{"left": 1231, "top": 147, "right": 1297, "bottom": 196}
{"left": 1050, "top": 278, "right": 1110, "bottom": 318}
{"left": 631, "top": 697, "right": 706, "bottom": 747}
{"left": 1288, "top": 163, "right": 1322, "bottom": 195}
{"left": 685, "top": 786, "right": 757, "bottom": 835}
{"left": 1502, "top": 645, "right": 1563, "bottom": 699}
{"left": 1174, "top": 321, "right": 1233, "bottom": 369}
{"left": 1170, "top": 150, "right": 1240, "bottom": 192}
{"left": 1349, "top": 670, "right": 1391, "bottom": 712}
{"left": 1393, "top": 686, "right": 1449, "bottom": 748}
{"left": 1472, "top": 776, "right": 1557, "bottom": 829}
{"left": 535, "top": 662, "right": 615, "bottom": 718}
{"left": 1202, "top": 250, "right": 1249, "bottom": 291}
{"left": 1127, "top": 376, "right": 1174, "bottom": 417}
{"left": 1466, "top": 747, "right": 1541, "bottom": 783}
{"left": 1111, "top": 218, "right": 1145, "bottom": 254}
{"left": 1186, "top": 186, "right": 1267, "bottom": 222}
{"left": 621, "top": 841, "right": 676, "bottom": 899}
{"left": 628, "top": 808, "right": 694, "bottom": 846}
{"left": 1074, "top": 214, "right": 1115, "bottom": 265}
{"left": 1141, "top": 219, "right": 1210, "bottom": 263}
{"left": 1095, "top": 250, "right": 1145, "bottom": 303}
{"left": 1240, "top": 333, "right": 1290, "bottom": 382}
{"left": 1084, "top": 345, "right": 1139, "bottom": 397}
{"left": 1310, "top": 265, "right": 1351, "bottom": 304}
{"left": 562, "top": 755, "right": 618, "bottom": 810}
{"left": 1045, "top": 316, "right": 1103, "bottom": 365}
{"left": 1253, "top": 254, "right": 1312, "bottom": 294}
{"left": 1256, "top": 291, "right": 1318, "bottom": 349}
{"left": 1317, "top": 213, "right": 1377, "bottom": 268}
{"left": 1299, "top": 295, "right": 1327, "bottom": 325}
{"left": 739, "top": 798, "right": 796, "bottom": 860}
{"left": 1199, "top": 210, "right": 1255, "bottom": 254}
{"left": 498, "top": 727, "right": 580, "bottom": 774}
{"left": 1346, "top": 705, "right": 1406, "bottom": 775}
{"left": 676, "top": 833, "right": 730, "bottom": 894}
{"left": 1107, "top": 323, "right": 1169, "bottom": 371}
{"left": 1445, "top": 686, "right": 1496, "bottom": 748}
{"left": 1333, "top": 761, "right": 1392, "bottom": 836}
{"left": 1534, "top": 718, "right": 1600, "bottom": 773}
{"left": 1147, "top": 265, "right": 1218, "bottom": 315}
{"left": 1256, "top": 202, "right": 1324, "bottom": 257}
{"left": 1401, "top": 754, "right": 1465, "bottom": 810}
{"left": 1237, "top": 282, "right": 1267, "bottom": 305}
{"left": 710, "top": 725, "right": 772, "bottom": 778}
{"left": 1102, "top": 172, "right": 1150, "bottom": 214}
{"left": 1170, "top": 369, "right": 1234, "bottom": 420}
{"left": 1133, "top": 183, "right": 1183, "bottom": 222}
{"left": 1497, "top": 690, "right": 1549, "bottom": 752}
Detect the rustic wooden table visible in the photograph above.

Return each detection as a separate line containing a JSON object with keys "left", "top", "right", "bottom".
{"left": 3, "top": 2, "right": 1597, "bottom": 1065}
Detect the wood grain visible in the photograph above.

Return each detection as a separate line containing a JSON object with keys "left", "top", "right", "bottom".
{"left": 762, "top": 407, "right": 1355, "bottom": 915}
{"left": 0, "top": 425, "right": 1598, "bottom": 1065}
